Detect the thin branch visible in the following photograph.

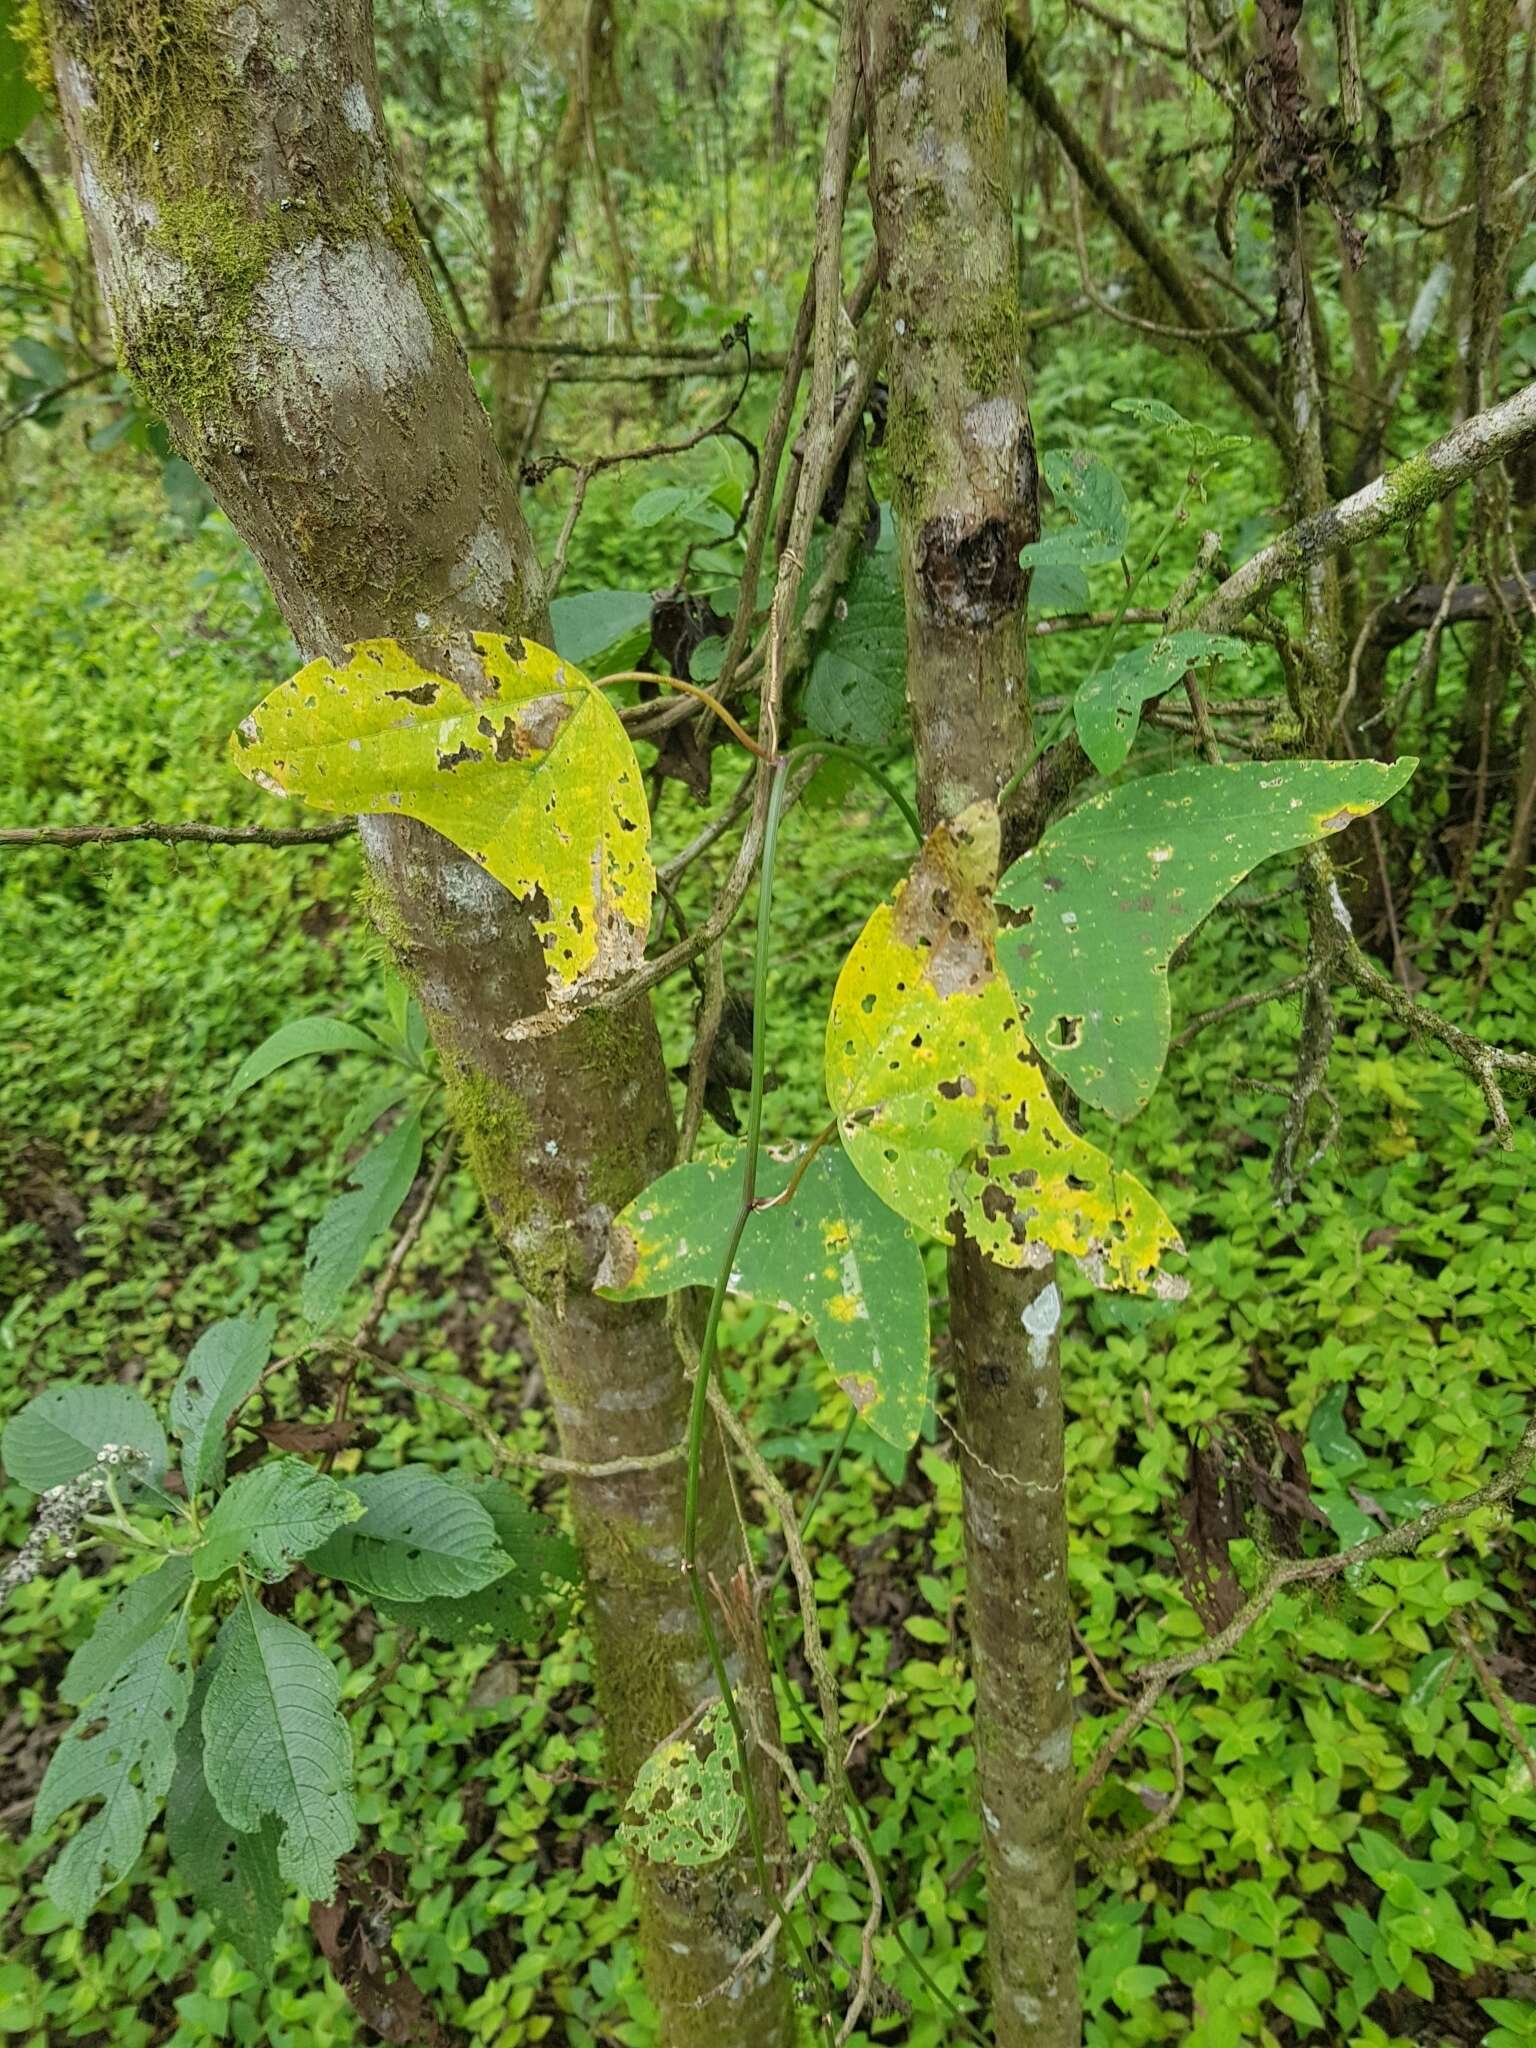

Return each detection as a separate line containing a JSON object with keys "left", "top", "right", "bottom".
{"left": 0, "top": 817, "right": 357, "bottom": 849}
{"left": 1170, "top": 973, "right": 1307, "bottom": 1052}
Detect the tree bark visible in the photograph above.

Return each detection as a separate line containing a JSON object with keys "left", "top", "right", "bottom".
{"left": 865, "top": 5, "right": 1080, "bottom": 2042}
{"left": 40, "top": 5, "right": 791, "bottom": 2038}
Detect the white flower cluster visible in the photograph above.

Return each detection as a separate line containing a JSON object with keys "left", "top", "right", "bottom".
{"left": 0, "top": 1446, "right": 149, "bottom": 1607}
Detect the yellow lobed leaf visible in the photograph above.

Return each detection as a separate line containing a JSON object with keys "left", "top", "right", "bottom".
{"left": 230, "top": 634, "right": 653, "bottom": 995}
{"left": 824, "top": 803, "right": 1184, "bottom": 1294}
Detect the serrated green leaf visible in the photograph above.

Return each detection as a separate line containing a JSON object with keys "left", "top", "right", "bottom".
{"left": 230, "top": 634, "right": 654, "bottom": 994}
{"left": 802, "top": 510, "right": 908, "bottom": 748}
{"left": 36, "top": 1608, "right": 195, "bottom": 1922}
{"left": 549, "top": 587, "right": 654, "bottom": 669}
{"left": 2, "top": 1384, "right": 168, "bottom": 1498}
{"left": 597, "top": 1140, "right": 930, "bottom": 1451}
{"left": 61, "top": 1554, "right": 196, "bottom": 1706}
{"left": 170, "top": 1310, "right": 276, "bottom": 1496}
{"left": 226, "top": 1018, "right": 387, "bottom": 1102}
{"left": 202, "top": 1597, "right": 355, "bottom": 1902}
{"left": 305, "top": 1464, "right": 509, "bottom": 1601}
{"left": 1019, "top": 449, "right": 1129, "bottom": 569}
{"left": 995, "top": 759, "right": 1418, "bottom": 1121}
{"left": 619, "top": 1699, "right": 744, "bottom": 1868}
{"left": 166, "top": 1661, "right": 285, "bottom": 1972}
{"left": 333, "top": 1077, "right": 414, "bottom": 1160}
{"left": 1075, "top": 630, "right": 1248, "bottom": 774}
{"left": 373, "top": 1478, "right": 580, "bottom": 1643}
{"left": 825, "top": 805, "right": 1182, "bottom": 1294}
{"left": 301, "top": 1111, "right": 423, "bottom": 1330}
{"left": 195, "top": 1458, "right": 364, "bottom": 1584}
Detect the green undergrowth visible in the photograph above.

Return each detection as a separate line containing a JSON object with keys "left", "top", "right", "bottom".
{"left": 2, "top": 451, "right": 1534, "bottom": 2048}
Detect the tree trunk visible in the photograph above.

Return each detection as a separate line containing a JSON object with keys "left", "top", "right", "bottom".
{"left": 864, "top": 5, "right": 1080, "bottom": 2042}
{"left": 40, "top": 5, "right": 791, "bottom": 2038}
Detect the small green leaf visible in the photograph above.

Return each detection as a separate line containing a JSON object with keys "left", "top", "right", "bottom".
{"left": 166, "top": 1662, "right": 285, "bottom": 1972}
{"left": 2, "top": 1384, "right": 168, "bottom": 1497}
{"left": 170, "top": 1310, "right": 277, "bottom": 1496}
{"left": 1019, "top": 450, "right": 1129, "bottom": 569}
{"left": 549, "top": 588, "right": 654, "bottom": 670}
{"left": 61, "top": 1555, "right": 197, "bottom": 1707}
{"left": 36, "top": 1608, "right": 195, "bottom": 1922}
{"left": 619, "top": 1699, "right": 744, "bottom": 1868}
{"left": 597, "top": 1140, "right": 931, "bottom": 1451}
{"left": 995, "top": 759, "right": 1418, "bottom": 1121}
{"left": 1307, "top": 1384, "right": 1367, "bottom": 1474}
{"left": 227, "top": 1018, "right": 387, "bottom": 1101}
{"left": 202, "top": 1597, "right": 356, "bottom": 1902}
{"left": 1075, "top": 630, "right": 1247, "bottom": 774}
{"left": 194, "top": 1458, "right": 364, "bottom": 1584}
{"left": 230, "top": 634, "right": 654, "bottom": 994}
{"left": 305, "top": 1465, "right": 510, "bottom": 1602}
{"left": 802, "top": 509, "right": 908, "bottom": 748}
{"left": 1111, "top": 396, "right": 1249, "bottom": 461}
{"left": 301, "top": 1111, "right": 423, "bottom": 1330}
{"left": 631, "top": 483, "right": 706, "bottom": 528}
{"left": 372, "top": 1478, "right": 580, "bottom": 1642}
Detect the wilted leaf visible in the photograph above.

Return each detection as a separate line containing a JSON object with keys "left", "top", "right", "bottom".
{"left": 619, "top": 1699, "right": 744, "bottom": 1868}
{"left": 597, "top": 1140, "right": 930, "bottom": 1451}
{"left": 995, "top": 759, "right": 1418, "bottom": 1121}
{"left": 1172, "top": 1416, "right": 1327, "bottom": 1634}
{"left": 1075, "top": 630, "right": 1248, "bottom": 774}
{"left": 230, "top": 634, "right": 653, "bottom": 995}
{"left": 825, "top": 805, "right": 1183, "bottom": 1294}
{"left": 310, "top": 1853, "right": 451, "bottom": 2047}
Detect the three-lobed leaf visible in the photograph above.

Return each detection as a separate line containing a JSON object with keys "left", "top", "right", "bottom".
{"left": 2, "top": 1384, "right": 168, "bottom": 1498}
{"left": 301, "top": 1109, "right": 423, "bottom": 1330}
{"left": 230, "top": 634, "right": 654, "bottom": 994}
{"left": 202, "top": 1597, "right": 356, "bottom": 1902}
{"left": 304, "top": 1465, "right": 510, "bottom": 1602}
{"left": 825, "top": 804, "right": 1183, "bottom": 1294}
{"left": 170, "top": 1310, "right": 276, "bottom": 1496}
{"left": 371, "top": 1478, "right": 580, "bottom": 1643}
{"left": 995, "top": 759, "right": 1418, "bottom": 1121}
{"left": 194, "top": 1458, "right": 364, "bottom": 1584}
{"left": 597, "top": 1140, "right": 931, "bottom": 1451}
{"left": 1075, "top": 630, "right": 1248, "bottom": 775}
{"left": 35, "top": 1607, "right": 195, "bottom": 1922}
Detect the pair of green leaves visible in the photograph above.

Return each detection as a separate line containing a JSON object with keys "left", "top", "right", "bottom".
{"left": 231, "top": 632, "right": 655, "bottom": 998}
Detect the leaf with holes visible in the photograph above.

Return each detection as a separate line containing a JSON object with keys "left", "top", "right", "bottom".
{"left": 305, "top": 1465, "right": 510, "bottom": 1603}
{"left": 230, "top": 634, "right": 654, "bottom": 994}
{"left": 202, "top": 1597, "right": 356, "bottom": 1902}
{"left": 1018, "top": 449, "right": 1129, "bottom": 570}
{"left": 35, "top": 1607, "right": 195, "bottom": 1922}
{"left": 597, "top": 1140, "right": 930, "bottom": 1451}
{"left": 301, "top": 1110, "right": 423, "bottom": 1331}
{"left": 195, "top": 1458, "right": 364, "bottom": 1584}
{"left": 2, "top": 1384, "right": 169, "bottom": 1500}
{"left": 619, "top": 1699, "right": 744, "bottom": 1868}
{"left": 170, "top": 1310, "right": 277, "bottom": 1497}
{"left": 825, "top": 804, "right": 1182, "bottom": 1294}
{"left": 1075, "top": 630, "right": 1248, "bottom": 774}
{"left": 995, "top": 759, "right": 1418, "bottom": 1121}
{"left": 802, "top": 508, "right": 908, "bottom": 747}
{"left": 166, "top": 1656, "right": 285, "bottom": 1971}
{"left": 61, "top": 1554, "right": 197, "bottom": 1707}
{"left": 372, "top": 1479, "right": 581, "bottom": 1643}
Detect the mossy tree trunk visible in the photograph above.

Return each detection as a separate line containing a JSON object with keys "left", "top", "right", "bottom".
{"left": 41, "top": 4, "right": 791, "bottom": 2038}
{"left": 864, "top": 3, "right": 1081, "bottom": 2042}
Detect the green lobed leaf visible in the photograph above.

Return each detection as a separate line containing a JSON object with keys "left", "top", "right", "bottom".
{"left": 61, "top": 1554, "right": 197, "bottom": 1707}
{"left": 35, "top": 1608, "right": 195, "bottom": 1922}
{"left": 230, "top": 634, "right": 654, "bottom": 994}
{"left": 802, "top": 509, "right": 909, "bottom": 748}
{"left": 1019, "top": 449, "right": 1129, "bottom": 569}
{"left": 170, "top": 1310, "right": 277, "bottom": 1496}
{"left": 166, "top": 1661, "right": 285, "bottom": 1972}
{"left": 373, "top": 1478, "right": 580, "bottom": 1643}
{"left": 2, "top": 1383, "right": 168, "bottom": 1498}
{"left": 194, "top": 1458, "right": 364, "bottom": 1584}
{"left": 597, "top": 1140, "right": 931, "bottom": 1452}
{"left": 995, "top": 759, "right": 1418, "bottom": 1121}
{"left": 619, "top": 1699, "right": 745, "bottom": 1868}
{"left": 549, "top": 587, "right": 654, "bottom": 670}
{"left": 301, "top": 1110, "right": 423, "bottom": 1331}
{"left": 304, "top": 1464, "right": 510, "bottom": 1602}
{"left": 226, "top": 1017, "right": 387, "bottom": 1102}
{"left": 202, "top": 1597, "right": 356, "bottom": 1902}
{"left": 1074, "top": 630, "right": 1248, "bottom": 775}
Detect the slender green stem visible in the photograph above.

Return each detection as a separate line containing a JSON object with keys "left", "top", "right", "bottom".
{"left": 783, "top": 739, "right": 923, "bottom": 842}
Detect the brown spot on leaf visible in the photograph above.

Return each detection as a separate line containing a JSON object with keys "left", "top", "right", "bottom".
{"left": 384, "top": 682, "right": 439, "bottom": 707}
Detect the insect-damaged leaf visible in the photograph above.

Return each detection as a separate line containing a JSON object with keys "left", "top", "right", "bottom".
{"left": 995, "top": 759, "right": 1418, "bottom": 1122}
{"left": 1075, "top": 629, "right": 1248, "bottom": 775}
{"left": 824, "top": 804, "right": 1182, "bottom": 1295}
{"left": 230, "top": 634, "right": 654, "bottom": 995}
{"left": 1018, "top": 449, "right": 1130, "bottom": 570}
{"left": 619, "top": 1699, "right": 744, "bottom": 1868}
{"left": 596, "top": 1140, "right": 930, "bottom": 1451}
